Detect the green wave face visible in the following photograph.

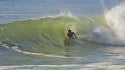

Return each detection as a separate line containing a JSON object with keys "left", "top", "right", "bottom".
{"left": 0, "top": 16, "right": 110, "bottom": 56}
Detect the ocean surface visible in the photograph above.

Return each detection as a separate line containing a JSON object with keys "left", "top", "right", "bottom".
{"left": 0, "top": 0, "right": 125, "bottom": 70}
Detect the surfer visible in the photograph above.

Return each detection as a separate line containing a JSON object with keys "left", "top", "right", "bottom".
{"left": 67, "top": 29, "right": 77, "bottom": 39}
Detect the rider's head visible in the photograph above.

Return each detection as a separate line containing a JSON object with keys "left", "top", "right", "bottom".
{"left": 68, "top": 29, "right": 71, "bottom": 32}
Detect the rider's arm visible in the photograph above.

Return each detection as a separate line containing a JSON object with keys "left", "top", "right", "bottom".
{"left": 73, "top": 32, "right": 77, "bottom": 38}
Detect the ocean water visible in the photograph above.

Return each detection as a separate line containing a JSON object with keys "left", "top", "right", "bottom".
{"left": 0, "top": 0, "right": 125, "bottom": 70}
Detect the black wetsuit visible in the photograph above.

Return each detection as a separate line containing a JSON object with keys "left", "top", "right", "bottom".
{"left": 67, "top": 32, "right": 76, "bottom": 39}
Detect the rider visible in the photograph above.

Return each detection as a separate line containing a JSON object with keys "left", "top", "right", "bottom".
{"left": 67, "top": 29, "right": 77, "bottom": 39}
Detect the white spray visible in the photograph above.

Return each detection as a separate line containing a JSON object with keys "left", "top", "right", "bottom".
{"left": 105, "top": 2, "right": 125, "bottom": 40}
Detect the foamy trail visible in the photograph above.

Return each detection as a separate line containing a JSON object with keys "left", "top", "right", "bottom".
{"left": 1, "top": 62, "right": 125, "bottom": 70}
{"left": 12, "top": 46, "right": 83, "bottom": 59}
{"left": 1, "top": 43, "right": 82, "bottom": 59}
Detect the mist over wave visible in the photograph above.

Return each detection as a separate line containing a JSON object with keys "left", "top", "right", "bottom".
{"left": 105, "top": 2, "right": 125, "bottom": 41}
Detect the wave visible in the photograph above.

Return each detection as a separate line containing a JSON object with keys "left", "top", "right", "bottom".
{"left": 105, "top": 2, "right": 125, "bottom": 40}
{"left": 0, "top": 12, "right": 125, "bottom": 57}
{"left": 0, "top": 16, "right": 82, "bottom": 57}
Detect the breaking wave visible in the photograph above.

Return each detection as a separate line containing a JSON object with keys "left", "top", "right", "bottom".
{"left": 0, "top": 9, "right": 125, "bottom": 57}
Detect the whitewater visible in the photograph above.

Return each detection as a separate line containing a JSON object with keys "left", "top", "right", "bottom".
{"left": 1, "top": 1, "right": 125, "bottom": 70}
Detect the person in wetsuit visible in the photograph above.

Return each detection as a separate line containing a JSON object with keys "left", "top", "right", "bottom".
{"left": 67, "top": 29, "right": 77, "bottom": 39}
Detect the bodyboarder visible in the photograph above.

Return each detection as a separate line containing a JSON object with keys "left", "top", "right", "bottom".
{"left": 67, "top": 29, "right": 77, "bottom": 39}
